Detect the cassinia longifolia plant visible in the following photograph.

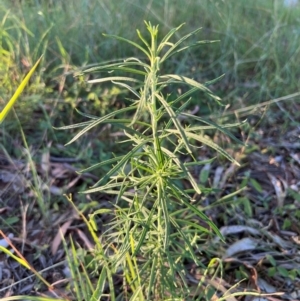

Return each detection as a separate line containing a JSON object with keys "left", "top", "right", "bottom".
{"left": 61, "top": 22, "right": 243, "bottom": 300}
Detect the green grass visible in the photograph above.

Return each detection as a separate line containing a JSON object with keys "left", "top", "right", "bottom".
{"left": 2, "top": 0, "right": 300, "bottom": 96}
{"left": 0, "top": 0, "right": 299, "bottom": 143}
{"left": 0, "top": 0, "right": 297, "bottom": 152}
{"left": 0, "top": 0, "right": 300, "bottom": 300}
{"left": 0, "top": 2, "right": 298, "bottom": 113}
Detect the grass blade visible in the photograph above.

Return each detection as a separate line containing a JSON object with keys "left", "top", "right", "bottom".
{"left": 0, "top": 56, "right": 43, "bottom": 124}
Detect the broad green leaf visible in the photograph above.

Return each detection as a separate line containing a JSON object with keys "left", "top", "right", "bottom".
{"left": 277, "top": 266, "right": 289, "bottom": 278}
{"left": 4, "top": 216, "right": 19, "bottom": 225}
{"left": 266, "top": 254, "right": 277, "bottom": 267}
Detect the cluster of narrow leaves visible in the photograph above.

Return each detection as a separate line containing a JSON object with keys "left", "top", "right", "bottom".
{"left": 60, "top": 22, "right": 244, "bottom": 300}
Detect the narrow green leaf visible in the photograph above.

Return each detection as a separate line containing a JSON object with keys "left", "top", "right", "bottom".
{"left": 164, "top": 93, "right": 195, "bottom": 130}
{"left": 103, "top": 33, "right": 151, "bottom": 60}
{"left": 156, "top": 93, "right": 192, "bottom": 154}
{"left": 79, "top": 155, "right": 125, "bottom": 173}
{"left": 180, "top": 197, "right": 224, "bottom": 241}
{"left": 0, "top": 56, "right": 42, "bottom": 124}
{"left": 169, "top": 216, "right": 199, "bottom": 264}
{"left": 91, "top": 267, "right": 107, "bottom": 301}
{"left": 108, "top": 67, "right": 147, "bottom": 76}
{"left": 133, "top": 188, "right": 158, "bottom": 256}
{"left": 159, "top": 184, "right": 170, "bottom": 251}
{"left": 136, "top": 29, "right": 151, "bottom": 51}
{"left": 83, "top": 181, "right": 129, "bottom": 194}
{"left": 111, "top": 81, "right": 141, "bottom": 98}
{"left": 174, "top": 219, "right": 212, "bottom": 234}
{"left": 55, "top": 120, "right": 93, "bottom": 130}
{"left": 166, "top": 179, "right": 223, "bottom": 240}
{"left": 147, "top": 255, "right": 158, "bottom": 300}
{"left": 64, "top": 105, "right": 137, "bottom": 145}
{"left": 130, "top": 288, "right": 143, "bottom": 301}
{"left": 160, "top": 27, "right": 203, "bottom": 63}
{"left": 184, "top": 157, "right": 216, "bottom": 167}
{"left": 199, "top": 166, "right": 210, "bottom": 184}
{"left": 80, "top": 60, "right": 144, "bottom": 72}
{"left": 181, "top": 113, "right": 245, "bottom": 145}
{"left": 239, "top": 197, "right": 253, "bottom": 217}
{"left": 90, "top": 139, "right": 150, "bottom": 187}
{"left": 171, "top": 87, "right": 198, "bottom": 106}
{"left": 205, "top": 73, "right": 225, "bottom": 86}
{"left": 164, "top": 40, "right": 220, "bottom": 59}
{"left": 159, "top": 74, "right": 222, "bottom": 105}
{"left": 0, "top": 246, "right": 30, "bottom": 269}
{"left": 184, "top": 120, "right": 247, "bottom": 131}
{"left": 55, "top": 36, "right": 69, "bottom": 61}
{"left": 157, "top": 23, "right": 185, "bottom": 54}
{"left": 187, "top": 132, "right": 240, "bottom": 165}
{"left": 162, "top": 147, "right": 201, "bottom": 194}
{"left": 4, "top": 216, "right": 19, "bottom": 225}
{"left": 250, "top": 178, "right": 263, "bottom": 193}
{"left": 167, "top": 129, "right": 240, "bottom": 165}
{"left": 88, "top": 76, "right": 141, "bottom": 84}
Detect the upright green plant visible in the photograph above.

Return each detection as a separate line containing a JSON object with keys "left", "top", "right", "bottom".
{"left": 60, "top": 22, "right": 243, "bottom": 300}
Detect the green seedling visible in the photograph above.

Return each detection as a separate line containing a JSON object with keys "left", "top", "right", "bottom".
{"left": 59, "top": 21, "right": 245, "bottom": 299}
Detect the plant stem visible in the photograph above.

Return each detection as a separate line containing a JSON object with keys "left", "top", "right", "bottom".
{"left": 148, "top": 25, "right": 165, "bottom": 254}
